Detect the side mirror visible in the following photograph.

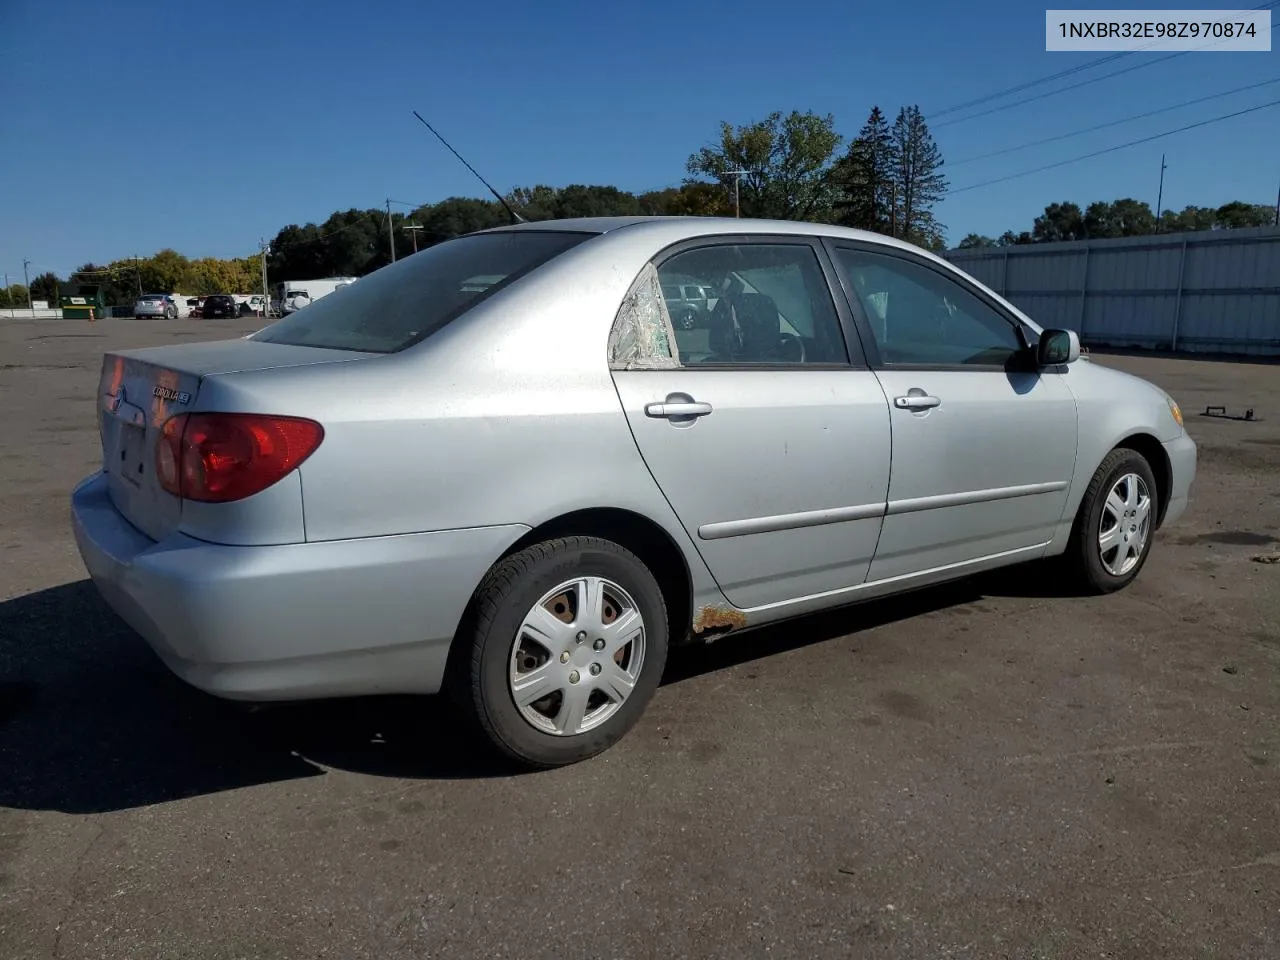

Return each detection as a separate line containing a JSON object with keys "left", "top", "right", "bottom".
{"left": 1037, "top": 328, "right": 1080, "bottom": 366}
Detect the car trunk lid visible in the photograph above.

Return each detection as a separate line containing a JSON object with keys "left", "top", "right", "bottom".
{"left": 96, "top": 339, "right": 373, "bottom": 541}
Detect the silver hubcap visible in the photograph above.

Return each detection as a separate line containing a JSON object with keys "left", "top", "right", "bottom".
{"left": 508, "top": 576, "right": 646, "bottom": 736}
{"left": 1099, "top": 472, "right": 1152, "bottom": 577}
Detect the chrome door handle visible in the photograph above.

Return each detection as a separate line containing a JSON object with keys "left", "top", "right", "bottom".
{"left": 645, "top": 401, "right": 713, "bottom": 419}
{"left": 893, "top": 394, "right": 941, "bottom": 410}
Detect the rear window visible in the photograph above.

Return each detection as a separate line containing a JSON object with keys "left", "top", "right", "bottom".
{"left": 141, "top": 295, "right": 164, "bottom": 302}
{"left": 252, "top": 230, "right": 593, "bottom": 353}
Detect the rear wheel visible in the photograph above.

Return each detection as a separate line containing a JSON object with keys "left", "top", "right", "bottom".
{"left": 1065, "top": 448, "right": 1158, "bottom": 594}
{"left": 452, "top": 536, "right": 668, "bottom": 768}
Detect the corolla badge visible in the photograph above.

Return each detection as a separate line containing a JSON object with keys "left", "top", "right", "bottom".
{"left": 152, "top": 385, "right": 191, "bottom": 405}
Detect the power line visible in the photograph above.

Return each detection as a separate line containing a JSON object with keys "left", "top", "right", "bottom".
{"left": 948, "top": 98, "right": 1280, "bottom": 195}
{"left": 948, "top": 77, "right": 1280, "bottom": 168}
{"left": 927, "top": 52, "right": 1135, "bottom": 120}
{"left": 933, "top": 1, "right": 1280, "bottom": 130}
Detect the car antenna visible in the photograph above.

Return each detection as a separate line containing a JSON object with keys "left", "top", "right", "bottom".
{"left": 412, "top": 110, "right": 527, "bottom": 224}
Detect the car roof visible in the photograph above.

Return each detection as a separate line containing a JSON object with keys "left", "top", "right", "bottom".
{"left": 480, "top": 215, "right": 1043, "bottom": 334}
{"left": 486, "top": 215, "right": 927, "bottom": 253}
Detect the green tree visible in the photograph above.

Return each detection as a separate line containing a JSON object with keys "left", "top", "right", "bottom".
{"left": 28, "top": 272, "right": 62, "bottom": 305}
{"left": 553, "top": 185, "right": 643, "bottom": 219}
{"left": 0, "top": 284, "right": 29, "bottom": 308}
{"left": 888, "top": 105, "right": 948, "bottom": 247}
{"left": 997, "top": 230, "right": 1034, "bottom": 246}
{"left": 1032, "top": 202, "right": 1086, "bottom": 242}
{"left": 1159, "top": 205, "right": 1217, "bottom": 232}
{"left": 832, "top": 106, "right": 894, "bottom": 233}
{"left": 507, "top": 185, "right": 560, "bottom": 221}
{"left": 957, "top": 233, "right": 997, "bottom": 249}
{"left": 1083, "top": 199, "right": 1155, "bottom": 238}
{"left": 686, "top": 110, "right": 843, "bottom": 220}
{"left": 413, "top": 197, "right": 509, "bottom": 246}
{"left": 1213, "top": 201, "right": 1274, "bottom": 229}
{"left": 637, "top": 182, "right": 730, "bottom": 216}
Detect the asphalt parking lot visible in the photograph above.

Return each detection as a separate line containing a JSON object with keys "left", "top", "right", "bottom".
{"left": 1, "top": 316, "right": 1278, "bottom": 959}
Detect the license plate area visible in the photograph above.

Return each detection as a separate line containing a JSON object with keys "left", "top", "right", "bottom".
{"left": 115, "top": 422, "right": 147, "bottom": 488}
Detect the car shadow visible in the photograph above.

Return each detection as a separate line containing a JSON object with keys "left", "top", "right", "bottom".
{"left": 0, "top": 563, "right": 1081, "bottom": 813}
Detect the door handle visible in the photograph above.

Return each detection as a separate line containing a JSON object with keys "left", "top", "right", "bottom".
{"left": 645, "top": 400, "right": 713, "bottom": 419}
{"left": 893, "top": 393, "right": 941, "bottom": 411}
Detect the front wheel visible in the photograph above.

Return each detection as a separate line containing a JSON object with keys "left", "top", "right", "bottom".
{"left": 452, "top": 536, "right": 669, "bottom": 768}
{"left": 1065, "top": 448, "right": 1159, "bottom": 594}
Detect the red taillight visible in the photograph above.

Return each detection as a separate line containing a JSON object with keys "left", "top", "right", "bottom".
{"left": 155, "top": 413, "right": 324, "bottom": 503}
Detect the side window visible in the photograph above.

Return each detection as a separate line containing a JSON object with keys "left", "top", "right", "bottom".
{"left": 833, "top": 247, "right": 1023, "bottom": 366}
{"left": 659, "top": 243, "right": 849, "bottom": 366}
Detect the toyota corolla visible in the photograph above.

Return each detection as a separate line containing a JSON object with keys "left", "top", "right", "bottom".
{"left": 71, "top": 216, "right": 1196, "bottom": 767}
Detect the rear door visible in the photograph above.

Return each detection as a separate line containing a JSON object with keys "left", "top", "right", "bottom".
{"left": 825, "top": 240, "right": 1079, "bottom": 582}
{"left": 609, "top": 237, "right": 892, "bottom": 611}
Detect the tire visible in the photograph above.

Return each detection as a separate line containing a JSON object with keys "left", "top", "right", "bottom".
{"left": 1065, "top": 447, "right": 1159, "bottom": 594}
{"left": 452, "top": 536, "right": 669, "bottom": 768}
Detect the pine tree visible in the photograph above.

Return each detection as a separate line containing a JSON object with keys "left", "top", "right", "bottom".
{"left": 832, "top": 107, "right": 894, "bottom": 233}
{"left": 888, "top": 105, "right": 948, "bottom": 247}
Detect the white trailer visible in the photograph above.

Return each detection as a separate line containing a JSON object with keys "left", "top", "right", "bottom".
{"left": 272, "top": 277, "right": 358, "bottom": 314}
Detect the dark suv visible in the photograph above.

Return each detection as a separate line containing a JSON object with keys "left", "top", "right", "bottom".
{"left": 202, "top": 294, "right": 239, "bottom": 319}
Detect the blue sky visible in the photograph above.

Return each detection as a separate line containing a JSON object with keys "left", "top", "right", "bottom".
{"left": 1, "top": 0, "right": 1276, "bottom": 278}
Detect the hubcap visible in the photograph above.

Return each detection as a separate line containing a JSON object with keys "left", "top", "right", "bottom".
{"left": 508, "top": 576, "right": 646, "bottom": 736}
{"left": 1098, "top": 472, "right": 1152, "bottom": 577}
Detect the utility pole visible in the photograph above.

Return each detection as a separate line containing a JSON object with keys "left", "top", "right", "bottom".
{"left": 1274, "top": 176, "right": 1279, "bottom": 226}
{"left": 404, "top": 224, "right": 424, "bottom": 254}
{"left": 22, "top": 259, "right": 32, "bottom": 309}
{"left": 4, "top": 272, "right": 12, "bottom": 318}
{"left": 259, "top": 239, "right": 271, "bottom": 317}
{"left": 720, "top": 169, "right": 748, "bottom": 217}
{"left": 1155, "top": 153, "right": 1167, "bottom": 232}
{"left": 386, "top": 199, "right": 396, "bottom": 263}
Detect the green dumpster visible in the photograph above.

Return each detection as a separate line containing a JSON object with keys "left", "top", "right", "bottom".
{"left": 60, "top": 283, "right": 107, "bottom": 320}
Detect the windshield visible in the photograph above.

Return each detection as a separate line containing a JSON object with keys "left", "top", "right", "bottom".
{"left": 252, "top": 230, "right": 594, "bottom": 353}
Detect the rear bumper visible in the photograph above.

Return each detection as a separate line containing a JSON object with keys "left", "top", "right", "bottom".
{"left": 70, "top": 472, "right": 528, "bottom": 701}
{"left": 1160, "top": 431, "right": 1197, "bottom": 528}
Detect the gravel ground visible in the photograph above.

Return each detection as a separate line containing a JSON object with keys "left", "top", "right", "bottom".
{"left": 1, "top": 317, "right": 1277, "bottom": 959}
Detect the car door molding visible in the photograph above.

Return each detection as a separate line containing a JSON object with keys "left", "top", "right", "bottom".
{"left": 697, "top": 501, "right": 887, "bottom": 540}
{"left": 885, "top": 480, "right": 1069, "bottom": 517}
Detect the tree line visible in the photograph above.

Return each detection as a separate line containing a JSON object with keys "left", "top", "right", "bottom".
{"left": 11, "top": 104, "right": 1273, "bottom": 308}
{"left": 16, "top": 106, "right": 946, "bottom": 306}
{"left": 958, "top": 198, "right": 1276, "bottom": 248}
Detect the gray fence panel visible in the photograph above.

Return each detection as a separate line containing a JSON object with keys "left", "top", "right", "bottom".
{"left": 942, "top": 225, "right": 1280, "bottom": 356}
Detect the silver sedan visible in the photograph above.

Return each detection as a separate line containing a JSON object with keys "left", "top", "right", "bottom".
{"left": 71, "top": 217, "right": 1197, "bottom": 767}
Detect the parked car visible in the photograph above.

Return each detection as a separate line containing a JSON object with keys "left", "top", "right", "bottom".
{"left": 201, "top": 294, "right": 239, "bottom": 319}
{"left": 661, "top": 280, "right": 717, "bottom": 329}
{"left": 134, "top": 294, "right": 178, "bottom": 320}
{"left": 243, "top": 295, "right": 269, "bottom": 317}
{"left": 72, "top": 217, "right": 1196, "bottom": 768}
{"left": 186, "top": 298, "right": 202, "bottom": 319}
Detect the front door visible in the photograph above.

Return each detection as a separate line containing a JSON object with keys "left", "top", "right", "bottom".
{"left": 826, "top": 241, "right": 1079, "bottom": 583}
{"left": 609, "top": 238, "right": 892, "bottom": 611}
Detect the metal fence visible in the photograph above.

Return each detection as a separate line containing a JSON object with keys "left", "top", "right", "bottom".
{"left": 942, "top": 225, "right": 1280, "bottom": 356}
